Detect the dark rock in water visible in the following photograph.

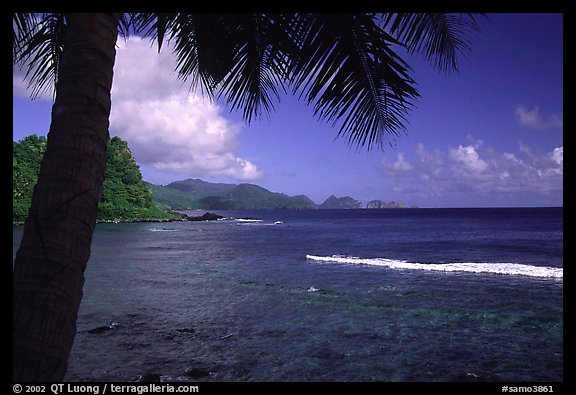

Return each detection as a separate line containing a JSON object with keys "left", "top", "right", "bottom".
{"left": 185, "top": 368, "right": 211, "bottom": 378}
{"left": 451, "top": 372, "right": 499, "bottom": 382}
{"left": 200, "top": 212, "right": 224, "bottom": 221}
{"left": 87, "top": 326, "right": 111, "bottom": 334}
{"left": 86, "top": 322, "right": 119, "bottom": 334}
{"left": 260, "top": 329, "right": 286, "bottom": 338}
{"left": 176, "top": 327, "right": 195, "bottom": 334}
{"left": 138, "top": 373, "right": 161, "bottom": 382}
{"left": 185, "top": 212, "right": 224, "bottom": 221}
{"left": 311, "top": 348, "right": 345, "bottom": 360}
{"left": 87, "top": 325, "right": 110, "bottom": 333}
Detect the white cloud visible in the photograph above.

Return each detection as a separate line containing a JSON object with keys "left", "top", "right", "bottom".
{"left": 449, "top": 145, "right": 489, "bottom": 174}
{"left": 515, "top": 105, "right": 563, "bottom": 129}
{"left": 109, "top": 36, "right": 263, "bottom": 181}
{"left": 382, "top": 152, "right": 413, "bottom": 173}
{"left": 380, "top": 140, "right": 563, "bottom": 206}
{"left": 549, "top": 147, "right": 563, "bottom": 167}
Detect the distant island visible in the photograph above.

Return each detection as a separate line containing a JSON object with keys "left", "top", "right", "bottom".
{"left": 318, "top": 195, "right": 362, "bottom": 209}
{"left": 367, "top": 200, "right": 418, "bottom": 209}
{"left": 14, "top": 134, "right": 415, "bottom": 223}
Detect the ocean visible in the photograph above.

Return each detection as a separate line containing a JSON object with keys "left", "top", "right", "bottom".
{"left": 12, "top": 207, "right": 563, "bottom": 382}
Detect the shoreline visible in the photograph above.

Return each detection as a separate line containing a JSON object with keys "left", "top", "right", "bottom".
{"left": 13, "top": 211, "right": 225, "bottom": 226}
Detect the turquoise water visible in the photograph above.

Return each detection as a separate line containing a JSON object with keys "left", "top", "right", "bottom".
{"left": 13, "top": 208, "right": 563, "bottom": 381}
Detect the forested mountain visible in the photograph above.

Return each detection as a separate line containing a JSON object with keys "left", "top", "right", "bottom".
{"left": 151, "top": 178, "right": 317, "bottom": 210}
{"left": 144, "top": 182, "right": 202, "bottom": 211}
{"left": 164, "top": 178, "right": 237, "bottom": 197}
{"left": 13, "top": 135, "right": 173, "bottom": 222}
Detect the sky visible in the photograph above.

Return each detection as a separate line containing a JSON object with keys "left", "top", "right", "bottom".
{"left": 12, "top": 13, "right": 563, "bottom": 208}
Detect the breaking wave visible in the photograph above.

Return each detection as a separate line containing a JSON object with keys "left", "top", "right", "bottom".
{"left": 305, "top": 255, "right": 563, "bottom": 279}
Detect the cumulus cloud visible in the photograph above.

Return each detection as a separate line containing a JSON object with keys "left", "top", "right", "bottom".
{"left": 383, "top": 152, "right": 413, "bottom": 173}
{"left": 449, "top": 145, "right": 489, "bottom": 173}
{"left": 109, "top": 36, "right": 263, "bottom": 181}
{"left": 380, "top": 139, "right": 563, "bottom": 205}
{"left": 549, "top": 147, "right": 563, "bottom": 167}
{"left": 515, "top": 105, "right": 563, "bottom": 130}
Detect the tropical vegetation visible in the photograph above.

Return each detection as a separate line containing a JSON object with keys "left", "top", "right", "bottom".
{"left": 98, "top": 137, "right": 173, "bottom": 221}
{"left": 13, "top": 135, "right": 173, "bottom": 223}
{"left": 13, "top": 134, "right": 47, "bottom": 221}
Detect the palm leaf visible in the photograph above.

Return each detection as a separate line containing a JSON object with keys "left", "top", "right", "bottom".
{"left": 140, "top": 13, "right": 236, "bottom": 98}
{"left": 215, "top": 13, "right": 296, "bottom": 123}
{"left": 380, "top": 13, "right": 482, "bottom": 72}
{"left": 13, "top": 13, "right": 66, "bottom": 100}
{"left": 290, "top": 13, "right": 419, "bottom": 149}
{"left": 131, "top": 13, "right": 178, "bottom": 52}
{"left": 13, "top": 13, "right": 37, "bottom": 49}
{"left": 132, "top": 13, "right": 211, "bottom": 92}
{"left": 127, "top": 12, "right": 479, "bottom": 150}
{"left": 117, "top": 13, "right": 133, "bottom": 39}
{"left": 142, "top": 13, "right": 296, "bottom": 123}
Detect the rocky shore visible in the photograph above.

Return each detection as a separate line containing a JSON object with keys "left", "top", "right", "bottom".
{"left": 14, "top": 212, "right": 225, "bottom": 226}
{"left": 96, "top": 212, "right": 225, "bottom": 224}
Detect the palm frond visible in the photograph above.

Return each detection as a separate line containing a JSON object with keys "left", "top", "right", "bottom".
{"left": 380, "top": 13, "right": 482, "bottom": 73}
{"left": 171, "top": 14, "right": 235, "bottom": 97}
{"left": 13, "top": 13, "right": 66, "bottom": 100}
{"left": 131, "top": 13, "right": 179, "bottom": 52}
{"left": 147, "top": 13, "right": 295, "bottom": 123}
{"left": 13, "top": 13, "right": 37, "bottom": 49}
{"left": 290, "top": 13, "right": 419, "bottom": 149}
{"left": 117, "top": 13, "right": 133, "bottom": 39}
{"left": 215, "top": 13, "right": 296, "bottom": 123}
{"left": 91, "top": 12, "right": 479, "bottom": 151}
{"left": 131, "top": 13, "right": 207, "bottom": 95}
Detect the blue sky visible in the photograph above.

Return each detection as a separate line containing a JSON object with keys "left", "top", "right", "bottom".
{"left": 13, "top": 13, "right": 563, "bottom": 207}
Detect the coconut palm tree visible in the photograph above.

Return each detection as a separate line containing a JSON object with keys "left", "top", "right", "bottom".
{"left": 13, "top": 12, "right": 482, "bottom": 381}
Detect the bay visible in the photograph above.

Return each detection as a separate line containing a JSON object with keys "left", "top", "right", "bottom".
{"left": 12, "top": 208, "right": 564, "bottom": 382}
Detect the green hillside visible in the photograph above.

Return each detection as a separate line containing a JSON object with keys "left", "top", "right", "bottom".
{"left": 13, "top": 135, "right": 174, "bottom": 222}
{"left": 151, "top": 179, "right": 317, "bottom": 210}
{"left": 227, "top": 183, "right": 316, "bottom": 209}
{"left": 164, "top": 178, "right": 236, "bottom": 197}
{"left": 144, "top": 182, "right": 203, "bottom": 210}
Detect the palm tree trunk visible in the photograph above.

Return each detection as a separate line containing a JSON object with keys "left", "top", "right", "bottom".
{"left": 13, "top": 13, "right": 120, "bottom": 382}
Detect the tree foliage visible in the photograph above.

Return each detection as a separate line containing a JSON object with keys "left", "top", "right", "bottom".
{"left": 13, "top": 135, "right": 171, "bottom": 222}
{"left": 12, "top": 134, "right": 47, "bottom": 220}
